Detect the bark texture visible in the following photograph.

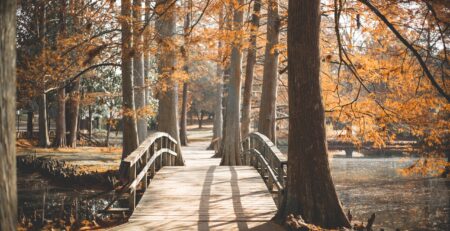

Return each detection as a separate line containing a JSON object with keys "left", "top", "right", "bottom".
{"left": 209, "top": 6, "right": 224, "bottom": 152}
{"left": 27, "top": 110, "right": 34, "bottom": 138}
{"left": 156, "top": 0, "right": 184, "bottom": 165}
{"left": 120, "top": 0, "right": 140, "bottom": 174}
{"left": 144, "top": 0, "right": 151, "bottom": 105}
{"left": 258, "top": 0, "right": 280, "bottom": 143}
{"left": 241, "top": 0, "right": 261, "bottom": 139}
{"left": 54, "top": 87, "right": 67, "bottom": 147}
{"left": 220, "top": 0, "right": 244, "bottom": 166}
{"left": 67, "top": 78, "right": 81, "bottom": 147}
{"left": 0, "top": 0, "right": 17, "bottom": 228}
{"left": 133, "top": 0, "right": 148, "bottom": 143}
{"left": 179, "top": 0, "right": 191, "bottom": 146}
{"left": 38, "top": 93, "right": 50, "bottom": 147}
{"left": 179, "top": 82, "right": 189, "bottom": 146}
{"left": 277, "top": 0, "right": 351, "bottom": 228}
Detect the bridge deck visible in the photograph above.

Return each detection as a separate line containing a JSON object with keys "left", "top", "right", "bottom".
{"left": 112, "top": 141, "right": 282, "bottom": 230}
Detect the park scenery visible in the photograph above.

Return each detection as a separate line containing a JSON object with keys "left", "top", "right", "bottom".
{"left": 0, "top": 0, "right": 449, "bottom": 230}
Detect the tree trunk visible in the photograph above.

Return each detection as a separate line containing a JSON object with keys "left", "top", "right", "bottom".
{"left": 106, "top": 110, "right": 113, "bottom": 147}
{"left": 179, "top": 0, "right": 191, "bottom": 146}
{"left": 198, "top": 111, "right": 204, "bottom": 128}
{"left": 220, "top": 0, "right": 244, "bottom": 166}
{"left": 27, "top": 110, "right": 34, "bottom": 139}
{"left": 209, "top": 6, "right": 224, "bottom": 152}
{"left": 144, "top": 0, "right": 151, "bottom": 106}
{"left": 0, "top": 0, "right": 17, "bottom": 229}
{"left": 88, "top": 105, "right": 93, "bottom": 141}
{"left": 38, "top": 93, "right": 50, "bottom": 147}
{"left": 119, "top": 0, "right": 140, "bottom": 177}
{"left": 179, "top": 82, "right": 189, "bottom": 146}
{"left": 276, "top": 0, "right": 351, "bottom": 228}
{"left": 133, "top": 0, "right": 148, "bottom": 143}
{"left": 156, "top": 0, "right": 184, "bottom": 166}
{"left": 54, "top": 87, "right": 67, "bottom": 147}
{"left": 241, "top": 0, "right": 261, "bottom": 139}
{"left": 67, "top": 78, "right": 81, "bottom": 147}
{"left": 258, "top": 0, "right": 280, "bottom": 143}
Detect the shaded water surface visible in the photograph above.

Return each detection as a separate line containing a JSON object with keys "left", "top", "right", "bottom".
{"left": 17, "top": 170, "right": 115, "bottom": 229}
{"left": 331, "top": 157, "right": 449, "bottom": 230}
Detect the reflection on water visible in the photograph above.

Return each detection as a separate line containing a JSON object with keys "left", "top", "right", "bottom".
{"left": 17, "top": 170, "right": 115, "bottom": 229}
{"left": 331, "top": 157, "right": 449, "bottom": 230}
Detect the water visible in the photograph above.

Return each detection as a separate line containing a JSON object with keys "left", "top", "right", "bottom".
{"left": 17, "top": 170, "right": 116, "bottom": 229}
{"left": 331, "top": 157, "right": 449, "bottom": 230}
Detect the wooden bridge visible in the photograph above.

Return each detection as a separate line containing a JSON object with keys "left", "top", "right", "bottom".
{"left": 106, "top": 132, "right": 287, "bottom": 230}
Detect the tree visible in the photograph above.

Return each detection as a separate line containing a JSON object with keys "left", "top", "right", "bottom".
{"left": 220, "top": 0, "right": 244, "bottom": 165}
{"left": 133, "top": 0, "right": 148, "bottom": 143}
{"left": 53, "top": 0, "right": 68, "bottom": 148}
{"left": 179, "top": 0, "right": 193, "bottom": 146}
{"left": 156, "top": 0, "right": 184, "bottom": 165}
{"left": 258, "top": 0, "right": 280, "bottom": 143}
{"left": 119, "top": 0, "right": 140, "bottom": 176}
{"left": 276, "top": 0, "right": 351, "bottom": 228}
{"left": 209, "top": 5, "right": 225, "bottom": 152}
{"left": 0, "top": 0, "right": 17, "bottom": 229}
{"left": 241, "top": 0, "right": 261, "bottom": 139}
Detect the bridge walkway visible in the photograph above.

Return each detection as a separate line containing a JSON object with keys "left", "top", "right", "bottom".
{"left": 112, "top": 141, "right": 283, "bottom": 230}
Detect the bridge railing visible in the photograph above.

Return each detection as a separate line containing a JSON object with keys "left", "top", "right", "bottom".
{"left": 242, "top": 132, "right": 287, "bottom": 208}
{"left": 123, "top": 132, "right": 178, "bottom": 211}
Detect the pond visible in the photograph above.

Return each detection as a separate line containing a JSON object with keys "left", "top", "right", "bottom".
{"left": 17, "top": 170, "right": 118, "bottom": 230}
{"left": 331, "top": 157, "right": 449, "bottom": 230}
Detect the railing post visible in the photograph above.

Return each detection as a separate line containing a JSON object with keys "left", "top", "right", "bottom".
{"left": 164, "top": 137, "right": 169, "bottom": 166}
{"left": 171, "top": 140, "right": 176, "bottom": 165}
{"left": 151, "top": 142, "right": 157, "bottom": 176}
{"left": 129, "top": 163, "right": 136, "bottom": 211}
{"left": 143, "top": 149, "right": 148, "bottom": 189}
{"left": 160, "top": 137, "right": 164, "bottom": 167}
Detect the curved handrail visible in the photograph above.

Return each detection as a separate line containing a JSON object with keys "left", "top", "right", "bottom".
{"left": 121, "top": 132, "right": 178, "bottom": 212}
{"left": 242, "top": 132, "right": 287, "bottom": 208}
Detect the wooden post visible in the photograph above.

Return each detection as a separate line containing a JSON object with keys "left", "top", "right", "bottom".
{"left": 143, "top": 149, "right": 148, "bottom": 189}
{"left": 244, "top": 138, "right": 250, "bottom": 165}
{"left": 151, "top": 142, "right": 156, "bottom": 176}
{"left": 129, "top": 163, "right": 136, "bottom": 210}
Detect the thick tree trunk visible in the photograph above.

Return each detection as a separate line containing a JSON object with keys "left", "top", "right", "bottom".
{"left": 220, "top": 0, "right": 244, "bottom": 166}
{"left": 241, "top": 0, "right": 261, "bottom": 139}
{"left": 54, "top": 87, "right": 67, "bottom": 147}
{"left": 258, "top": 0, "right": 280, "bottom": 143}
{"left": 179, "top": 82, "right": 189, "bottom": 146}
{"left": 27, "top": 110, "right": 34, "bottom": 139}
{"left": 0, "top": 0, "right": 17, "bottom": 229}
{"left": 156, "top": 0, "right": 184, "bottom": 165}
{"left": 67, "top": 78, "right": 81, "bottom": 147}
{"left": 133, "top": 0, "right": 148, "bottom": 143}
{"left": 38, "top": 93, "right": 50, "bottom": 147}
{"left": 119, "top": 0, "right": 140, "bottom": 176}
{"left": 276, "top": 0, "right": 351, "bottom": 228}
